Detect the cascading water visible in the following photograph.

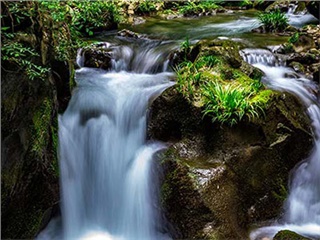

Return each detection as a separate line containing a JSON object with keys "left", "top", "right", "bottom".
{"left": 286, "top": 3, "right": 318, "bottom": 28}
{"left": 38, "top": 41, "right": 175, "bottom": 240}
{"left": 241, "top": 49, "right": 320, "bottom": 239}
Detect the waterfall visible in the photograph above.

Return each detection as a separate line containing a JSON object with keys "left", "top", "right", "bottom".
{"left": 285, "top": 3, "right": 318, "bottom": 28}
{"left": 37, "top": 42, "right": 175, "bottom": 240}
{"left": 242, "top": 49, "right": 320, "bottom": 239}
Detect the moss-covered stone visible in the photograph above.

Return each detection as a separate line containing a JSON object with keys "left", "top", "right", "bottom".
{"left": 149, "top": 85, "right": 312, "bottom": 239}
{"left": 1, "top": 2, "right": 68, "bottom": 238}
{"left": 274, "top": 230, "right": 311, "bottom": 240}
{"left": 173, "top": 38, "right": 274, "bottom": 126}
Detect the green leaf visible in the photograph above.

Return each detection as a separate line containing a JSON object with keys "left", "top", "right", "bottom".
{"left": 1, "top": 26, "right": 10, "bottom": 31}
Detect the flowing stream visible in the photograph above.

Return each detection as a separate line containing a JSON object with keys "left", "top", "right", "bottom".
{"left": 241, "top": 49, "right": 320, "bottom": 239}
{"left": 37, "top": 6, "right": 319, "bottom": 240}
{"left": 38, "top": 42, "right": 174, "bottom": 240}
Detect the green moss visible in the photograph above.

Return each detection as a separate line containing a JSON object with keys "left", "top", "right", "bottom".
{"left": 50, "top": 118, "right": 59, "bottom": 177}
{"left": 32, "top": 98, "right": 53, "bottom": 157}
{"left": 274, "top": 230, "right": 311, "bottom": 240}
{"left": 24, "top": 210, "right": 43, "bottom": 239}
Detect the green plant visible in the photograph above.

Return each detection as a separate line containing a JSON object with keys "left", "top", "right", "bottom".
{"left": 175, "top": 53, "right": 271, "bottom": 125}
{"left": 136, "top": 0, "right": 157, "bottom": 13}
{"left": 199, "top": 55, "right": 221, "bottom": 68}
{"left": 288, "top": 32, "right": 299, "bottom": 44}
{"left": 258, "top": 9, "right": 288, "bottom": 32}
{"left": 282, "top": 43, "right": 294, "bottom": 53}
{"left": 72, "top": 1, "right": 120, "bottom": 35}
{"left": 1, "top": 40, "right": 50, "bottom": 81}
{"left": 180, "top": 37, "right": 191, "bottom": 53}
{"left": 202, "top": 82, "right": 260, "bottom": 125}
{"left": 178, "top": 0, "right": 219, "bottom": 15}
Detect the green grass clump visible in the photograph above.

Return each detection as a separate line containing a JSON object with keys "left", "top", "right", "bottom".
{"left": 258, "top": 9, "right": 288, "bottom": 32}
{"left": 175, "top": 52, "right": 273, "bottom": 126}
{"left": 203, "top": 82, "right": 252, "bottom": 125}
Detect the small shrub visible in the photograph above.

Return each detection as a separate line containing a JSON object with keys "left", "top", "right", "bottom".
{"left": 1, "top": 40, "right": 50, "bottom": 81}
{"left": 136, "top": 0, "right": 157, "bottom": 14}
{"left": 178, "top": 0, "right": 219, "bottom": 16}
{"left": 258, "top": 9, "right": 288, "bottom": 32}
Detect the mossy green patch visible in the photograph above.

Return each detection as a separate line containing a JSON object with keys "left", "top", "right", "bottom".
{"left": 274, "top": 230, "right": 311, "bottom": 240}
{"left": 32, "top": 98, "right": 53, "bottom": 157}
{"left": 175, "top": 48, "right": 274, "bottom": 126}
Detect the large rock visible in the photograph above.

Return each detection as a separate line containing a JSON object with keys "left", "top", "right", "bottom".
{"left": 1, "top": 2, "right": 70, "bottom": 238}
{"left": 274, "top": 230, "right": 311, "bottom": 240}
{"left": 306, "top": 1, "right": 320, "bottom": 20}
{"left": 148, "top": 88, "right": 313, "bottom": 239}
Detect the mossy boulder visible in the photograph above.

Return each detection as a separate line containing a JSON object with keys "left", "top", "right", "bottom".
{"left": 148, "top": 85, "right": 312, "bottom": 239}
{"left": 274, "top": 230, "right": 311, "bottom": 240}
{"left": 197, "top": 39, "right": 244, "bottom": 68}
{"left": 292, "top": 34, "right": 316, "bottom": 53}
{"left": 1, "top": 2, "right": 71, "bottom": 238}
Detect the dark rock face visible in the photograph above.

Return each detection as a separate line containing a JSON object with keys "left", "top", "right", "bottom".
{"left": 148, "top": 88, "right": 313, "bottom": 239}
{"left": 285, "top": 25, "right": 320, "bottom": 82}
{"left": 82, "top": 48, "right": 113, "bottom": 70}
{"left": 1, "top": 2, "right": 71, "bottom": 238}
{"left": 1, "top": 71, "right": 61, "bottom": 238}
{"left": 306, "top": 1, "right": 320, "bottom": 20}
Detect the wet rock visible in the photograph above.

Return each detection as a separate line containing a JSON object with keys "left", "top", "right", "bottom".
{"left": 306, "top": 1, "right": 320, "bottom": 20}
{"left": 117, "top": 29, "right": 151, "bottom": 40}
{"left": 274, "top": 230, "right": 311, "bottom": 240}
{"left": 287, "top": 52, "right": 319, "bottom": 66}
{"left": 133, "top": 17, "right": 146, "bottom": 25}
{"left": 198, "top": 39, "right": 244, "bottom": 68}
{"left": 149, "top": 87, "right": 312, "bottom": 239}
{"left": 82, "top": 48, "right": 112, "bottom": 70}
{"left": 265, "top": 2, "right": 291, "bottom": 13}
{"left": 37, "top": 202, "right": 61, "bottom": 235}
{"left": 292, "top": 35, "right": 315, "bottom": 53}
{"left": 253, "top": 1, "right": 274, "bottom": 10}
{"left": 310, "top": 63, "right": 320, "bottom": 83}
{"left": 289, "top": 61, "right": 305, "bottom": 73}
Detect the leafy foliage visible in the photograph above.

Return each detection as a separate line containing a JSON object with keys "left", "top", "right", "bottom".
{"left": 1, "top": 33, "right": 50, "bottom": 81}
{"left": 258, "top": 9, "right": 288, "bottom": 32}
{"left": 178, "top": 0, "right": 220, "bottom": 16}
{"left": 40, "top": 1, "right": 120, "bottom": 36}
{"left": 136, "top": 0, "right": 157, "bottom": 14}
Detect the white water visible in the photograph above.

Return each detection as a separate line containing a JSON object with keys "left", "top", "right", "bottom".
{"left": 38, "top": 43, "right": 175, "bottom": 240}
{"left": 286, "top": 4, "right": 318, "bottom": 28}
{"left": 243, "top": 50, "right": 320, "bottom": 239}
